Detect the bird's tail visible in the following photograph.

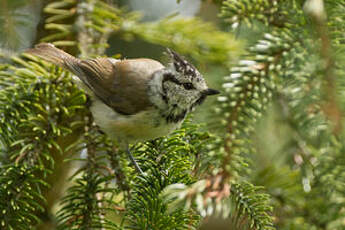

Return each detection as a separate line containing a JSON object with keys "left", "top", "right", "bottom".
{"left": 26, "top": 43, "right": 81, "bottom": 75}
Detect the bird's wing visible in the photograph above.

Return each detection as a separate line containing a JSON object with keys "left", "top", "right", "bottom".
{"left": 78, "top": 58, "right": 164, "bottom": 115}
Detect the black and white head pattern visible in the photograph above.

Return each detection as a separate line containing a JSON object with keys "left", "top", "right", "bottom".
{"left": 153, "top": 49, "right": 208, "bottom": 122}
{"left": 148, "top": 48, "right": 219, "bottom": 123}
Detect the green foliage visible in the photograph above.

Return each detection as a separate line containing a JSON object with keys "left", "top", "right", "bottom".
{"left": 230, "top": 182, "right": 274, "bottom": 230}
{"left": 128, "top": 18, "right": 241, "bottom": 66}
{"left": 217, "top": 0, "right": 345, "bottom": 229}
{"left": 125, "top": 120, "right": 215, "bottom": 229}
{"left": 0, "top": 56, "right": 86, "bottom": 229}
{"left": 220, "top": 0, "right": 305, "bottom": 29}
{"left": 162, "top": 180, "right": 274, "bottom": 230}
{"left": 0, "top": 0, "right": 41, "bottom": 53}
{"left": 57, "top": 126, "right": 120, "bottom": 230}
{"left": 41, "top": 0, "right": 78, "bottom": 46}
{"left": 126, "top": 169, "right": 199, "bottom": 230}
{"left": 0, "top": 165, "right": 47, "bottom": 229}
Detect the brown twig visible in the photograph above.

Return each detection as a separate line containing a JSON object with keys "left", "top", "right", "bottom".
{"left": 305, "top": 0, "right": 342, "bottom": 135}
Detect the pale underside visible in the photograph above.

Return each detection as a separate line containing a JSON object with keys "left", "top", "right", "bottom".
{"left": 90, "top": 98, "right": 182, "bottom": 144}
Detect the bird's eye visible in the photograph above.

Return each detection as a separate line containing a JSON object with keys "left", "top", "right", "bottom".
{"left": 182, "top": 83, "right": 194, "bottom": 90}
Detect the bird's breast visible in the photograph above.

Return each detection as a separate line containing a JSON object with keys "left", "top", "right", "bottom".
{"left": 90, "top": 99, "right": 182, "bottom": 144}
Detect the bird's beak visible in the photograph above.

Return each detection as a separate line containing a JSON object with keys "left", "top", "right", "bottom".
{"left": 204, "top": 88, "right": 220, "bottom": 96}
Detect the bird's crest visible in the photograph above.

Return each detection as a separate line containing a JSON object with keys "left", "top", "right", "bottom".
{"left": 166, "top": 48, "right": 199, "bottom": 80}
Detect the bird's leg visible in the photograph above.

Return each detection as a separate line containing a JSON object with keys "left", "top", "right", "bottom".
{"left": 126, "top": 144, "right": 145, "bottom": 176}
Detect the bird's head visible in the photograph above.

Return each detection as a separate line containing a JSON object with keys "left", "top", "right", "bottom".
{"left": 149, "top": 49, "right": 219, "bottom": 123}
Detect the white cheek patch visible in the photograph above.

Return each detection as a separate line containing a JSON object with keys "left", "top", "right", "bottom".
{"left": 167, "top": 86, "right": 198, "bottom": 109}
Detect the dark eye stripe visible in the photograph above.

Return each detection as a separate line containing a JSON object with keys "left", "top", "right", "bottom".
{"left": 162, "top": 73, "right": 195, "bottom": 92}
{"left": 182, "top": 83, "right": 195, "bottom": 90}
{"left": 163, "top": 73, "right": 180, "bottom": 85}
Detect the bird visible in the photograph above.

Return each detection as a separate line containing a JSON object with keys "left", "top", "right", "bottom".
{"left": 26, "top": 43, "right": 219, "bottom": 175}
